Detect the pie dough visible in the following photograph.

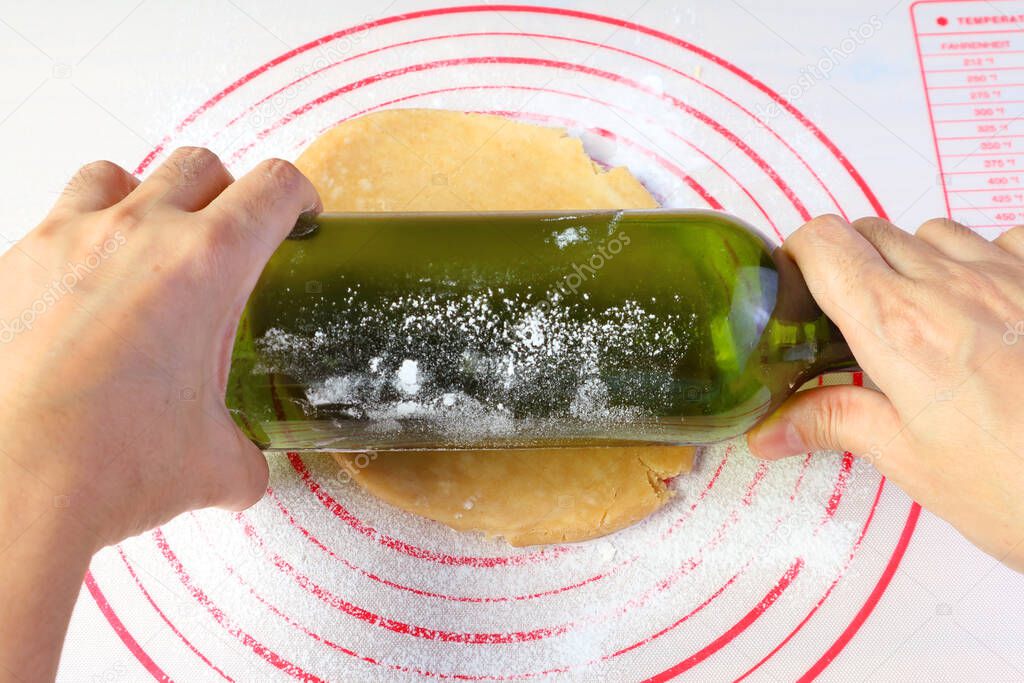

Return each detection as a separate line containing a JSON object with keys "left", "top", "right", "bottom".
{"left": 296, "top": 109, "right": 694, "bottom": 546}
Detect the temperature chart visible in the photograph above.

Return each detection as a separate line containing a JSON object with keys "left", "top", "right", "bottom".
{"left": 913, "top": 0, "right": 1024, "bottom": 234}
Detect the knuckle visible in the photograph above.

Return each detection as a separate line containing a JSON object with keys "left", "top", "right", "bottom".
{"left": 32, "top": 214, "right": 64, "bottom": 239}
{"left": 64, "top": 160, "right": 123, "bottom": 196}
{"left": 79, "top": 159, "right": 124, "bottom": 180}
{"left": 258, "top": 158, "right": 306, "bottom": 190}
{"left": 852, "top": 216, "right": 902, "bottom": 252}
{"left": 786, "top": 214, "right": 850, "bottom": 269}
{"left": 917, "top": 217, "right": 956, "bottom": 234}
{"left": 189, "top": 146, "right": 220, "bottom": 165}
{"left": 171, "top": 145, "right": 217, "bottom": 161}
{"left": 812, "top": 392, "right": 848, "bottom": 451}
{"left": 852, "top": 216, "right": 898, "bottom": 243}
{"left": 103, "top": 201, "right": 143, "bottom": 231}
{"left": 917, "top": 217, "right": 976, "bottom": 244}
{"left": 169, "top": 146, "right": 222, "bottom": 184}
{"left": 802, "top": 213, "right": 849, "bottom": 240}
{"left": 851, "top": 215, "right": 888, "bottom": 232}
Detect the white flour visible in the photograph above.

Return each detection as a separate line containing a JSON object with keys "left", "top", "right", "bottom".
{"left": 256, "top": 286, "right": 692, "bottom": 443}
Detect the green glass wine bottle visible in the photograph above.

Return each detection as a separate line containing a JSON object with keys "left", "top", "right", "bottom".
{"left": 226, "top": 210, "right": 857, "bottom": 452}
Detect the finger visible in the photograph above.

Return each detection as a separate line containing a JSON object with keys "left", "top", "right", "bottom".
{"left": 915, "top": 217, "right": 1004, "bottom": 262}
{"left": 130, "top": 147, "right": 234, "bottom": 212}
{"left": 782, "top": 214, "right": 903, "bottom": 334}
{"left": 199, "top": 416, "right": 270, "bottom": 512}
{"left": 201, "top": 158, "right": 321, "bottom": 283}
{"left": 52, "top": 160, "right": 139, "bottom": 214}
{"left": 218, "top": 431, "right": 270, "bottom": 511}
{"left": 747, "top": 384, "right": 900, "bottom": 462}
{"left": 850, "top": 216, "right": 940, "bottom": 276}
{"left": 994, "top": 225, "right": 1024, "bottom": 260}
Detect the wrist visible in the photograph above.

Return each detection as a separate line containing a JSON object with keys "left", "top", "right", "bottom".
{"left": 0, "top": 481, "right": 99, "bottom": 681}
{"left": 0, "top": 471, "right": 105, "bottom": 564}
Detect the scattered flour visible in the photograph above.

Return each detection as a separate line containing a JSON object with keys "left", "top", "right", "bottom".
{"left": 256, "top": 287, "right": 692, "bottom": 445}
{"left": 394, "top": 359, "right": 421, "bottom": 395}
{"left": 112, "top": 432, "right": 884, "bottom": 681}
{"left": 553, "top": 226, "right": 589, "bottom": 248}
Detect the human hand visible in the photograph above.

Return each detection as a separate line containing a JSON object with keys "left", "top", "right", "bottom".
{"left": 748, "top": 215, "right": 1024, "bottom": 572}
{"left": 0, "top": 147, "right": 320, "bottom": 551}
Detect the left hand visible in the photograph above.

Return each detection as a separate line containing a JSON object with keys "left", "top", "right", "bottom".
{"left": 0, "top": 147, "right": 320, "bottom": 550}
{"left": 0, "top": 147, "right": 320, "bottom": 681}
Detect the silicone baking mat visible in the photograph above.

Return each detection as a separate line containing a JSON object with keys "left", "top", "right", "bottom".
{"left": 66, "top": 6, "right": 925, "bottom": 681}
{"left": 27, "top": 1, "right": 1024, "bottom": 680}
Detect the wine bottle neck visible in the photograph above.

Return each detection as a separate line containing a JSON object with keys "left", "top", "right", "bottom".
{"left": 813, "top": 319, "right": 860, "bottom": 375}
{"left": 767, "top": 247, "right": 859, "bottom": 381}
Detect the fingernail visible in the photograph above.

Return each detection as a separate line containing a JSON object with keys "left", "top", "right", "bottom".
{"left": 748, "top": 415, "right": 807, "bottom": 460}
{"left": 289, "top": 209, "right": 320, "bottom": 239}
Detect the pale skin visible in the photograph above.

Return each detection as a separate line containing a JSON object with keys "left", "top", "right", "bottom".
{"left": 0, "top": 149, "right": 1020, "bottom": 681}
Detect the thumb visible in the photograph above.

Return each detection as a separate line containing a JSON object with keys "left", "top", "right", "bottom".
{"left": 747, "top": 385, "right": 899, "bottom": 461}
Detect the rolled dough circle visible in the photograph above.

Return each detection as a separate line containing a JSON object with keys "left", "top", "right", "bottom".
{"left": 295, "top": 109, "right": 694, "bottom": 546}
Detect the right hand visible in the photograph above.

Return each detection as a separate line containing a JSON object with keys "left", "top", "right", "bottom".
{"left": 748, "top": 215, "right": 1024, "bottom": 572}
